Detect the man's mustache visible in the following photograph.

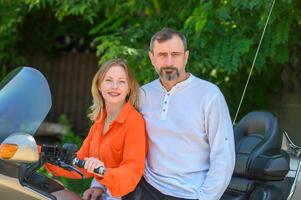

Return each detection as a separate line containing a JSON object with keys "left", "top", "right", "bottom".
{"left": 160, "top": 67, "right": 178, "bottom": 72}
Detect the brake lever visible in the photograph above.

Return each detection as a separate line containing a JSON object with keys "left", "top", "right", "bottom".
{"left": 58, "top": 161, "right": 86, "bottom": 179}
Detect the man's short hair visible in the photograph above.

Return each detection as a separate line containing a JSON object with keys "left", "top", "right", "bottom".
{"left": 149, "top": 28, "right": 187, "bottom": 52}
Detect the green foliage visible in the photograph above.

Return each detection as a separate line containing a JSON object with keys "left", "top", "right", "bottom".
{"left": 0, "top": 1, "right": 27, "bottom": 68}
{"left": 0, "top": 66, "right": 7, "bottom": 80}
{"left": 57, "top": 114, "right": 91, "bottom": 195}
{"left": 37, "top": 165, "right": 54, "bottom": 179}
{"left": 0, "top": 0, "right": 300, "bottom": 118}
{"left": 24, "top": 0, "right": 103, "bottom": 23}
{"left": 58, "top": 115, "right": 83, "bottom": 147}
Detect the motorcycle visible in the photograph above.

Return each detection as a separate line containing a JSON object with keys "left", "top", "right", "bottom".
{"left": 220, "top": 111, "right": 301, "bottom": 200}
{"left": 0, "top": 67, "right": 301, "bottom": 200}
{"left": 0, "top": 67, "right": 104, "bottom": 200}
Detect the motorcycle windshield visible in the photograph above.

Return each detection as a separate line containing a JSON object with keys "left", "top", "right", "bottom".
{"left": 0, "top": 67, "right": 52, "bottom": 141}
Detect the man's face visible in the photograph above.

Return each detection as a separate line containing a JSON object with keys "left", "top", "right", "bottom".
{"left": 149, "top": 35, "right": 189, "bottom": 83}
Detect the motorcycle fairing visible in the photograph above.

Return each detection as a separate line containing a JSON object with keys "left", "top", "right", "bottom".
{"left": 0, "top": 67, "right": 52, "bottom": 142}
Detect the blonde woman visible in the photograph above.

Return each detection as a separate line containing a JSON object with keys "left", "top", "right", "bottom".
{"left": 46, "top": 59, "right": 147, "bottom": 200}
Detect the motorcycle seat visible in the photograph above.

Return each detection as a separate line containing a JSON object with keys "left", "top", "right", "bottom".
{"left": 221, "top": 111, "right": 290, "bottom": 200}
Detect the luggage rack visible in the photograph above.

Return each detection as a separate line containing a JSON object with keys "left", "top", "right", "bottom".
{"left": 283, "top": 130, "right": 301, "bottom": 200}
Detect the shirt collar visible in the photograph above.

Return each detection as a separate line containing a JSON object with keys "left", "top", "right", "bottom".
{"left": 114, "top": 102, "right": 134, "bottom": 124}
{"left": 96, "top": 101, "right": 134, "bottom": 124}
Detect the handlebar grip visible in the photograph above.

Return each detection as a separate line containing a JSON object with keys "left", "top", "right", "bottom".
{"left": 72, "top": 157, "right": 106, "bottom": 176}
{"left": 73, "top": 158, "right": 85, "bottom": 168}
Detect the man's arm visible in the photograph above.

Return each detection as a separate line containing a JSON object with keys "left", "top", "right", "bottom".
{"left": 198, "top": 91, "right": 235, "bottom": 200}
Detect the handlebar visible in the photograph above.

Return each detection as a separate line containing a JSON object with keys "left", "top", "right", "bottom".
{"left": 41, "top": 143, "right": 106, "bottom": 178}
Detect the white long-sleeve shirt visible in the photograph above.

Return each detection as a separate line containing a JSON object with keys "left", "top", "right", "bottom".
{"left": 139, "top": 74, "right": 235, "bottom": 200}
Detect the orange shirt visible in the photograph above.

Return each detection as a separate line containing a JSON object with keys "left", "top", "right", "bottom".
{"left": 45, "top": 102, "right": 147, "bottom": 197}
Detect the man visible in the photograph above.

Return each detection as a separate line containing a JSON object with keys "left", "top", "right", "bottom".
{"left": 125, "top": 28, "right": 235, "bottom": 200}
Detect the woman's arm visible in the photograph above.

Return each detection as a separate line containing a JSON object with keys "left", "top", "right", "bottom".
{"left": 96, "top": 115, "right": 147, "bottom": 197}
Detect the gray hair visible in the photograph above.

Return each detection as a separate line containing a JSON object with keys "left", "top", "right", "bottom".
{"left": 149, "top": 28, "right": 187, "bottom": 52}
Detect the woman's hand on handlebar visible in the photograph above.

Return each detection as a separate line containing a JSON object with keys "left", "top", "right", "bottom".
{"left": 84, "top": 157, "right": 105, "bottom": 176}
{"left": 82, "top": 187, "right": 103, "bottom": 200}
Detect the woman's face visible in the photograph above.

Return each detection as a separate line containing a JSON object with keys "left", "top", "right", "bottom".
{"left": 99, "top": 65, "right": 129, "bottom": 107}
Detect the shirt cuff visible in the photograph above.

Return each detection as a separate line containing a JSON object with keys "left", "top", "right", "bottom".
{"left": 91, "top": 177, "right": 106, "bottom": 191}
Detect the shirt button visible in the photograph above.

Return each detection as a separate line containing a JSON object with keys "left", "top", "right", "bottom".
{"left": 164, "top": 101, "right": 167, "bottom": 104}
{"left": 167, "top": 93, "right": 170, "bottom": 96}
{"left": 163, "top": 109, "right": 166, "bottom": 112}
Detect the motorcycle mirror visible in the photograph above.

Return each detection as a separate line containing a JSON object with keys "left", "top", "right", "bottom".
{"left": 0, "top": 132, "right": 39, "bottom": 163}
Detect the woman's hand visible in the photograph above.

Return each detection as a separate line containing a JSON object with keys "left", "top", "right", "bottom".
{"left": 84, "top": 157, "right": 105, "bottom": 176}
{"left": 82, "top": 187, "right": 103, "bottom": 200}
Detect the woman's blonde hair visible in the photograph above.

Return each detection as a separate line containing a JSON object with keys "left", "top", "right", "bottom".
{"left": 88, "top": 58, "right": 139, "bottom": 121}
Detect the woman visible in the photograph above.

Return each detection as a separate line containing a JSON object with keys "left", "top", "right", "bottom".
{"left": 46, "top": 58, "right": 147, "bottom": 200}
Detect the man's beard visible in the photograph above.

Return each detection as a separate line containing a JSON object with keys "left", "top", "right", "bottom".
{"left": 159, "top": 67, "right": 180, "bottom": 81}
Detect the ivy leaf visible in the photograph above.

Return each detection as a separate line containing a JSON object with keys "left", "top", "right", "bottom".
{"left": 235, "top": 39, "right": 253, "bottom": 54}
